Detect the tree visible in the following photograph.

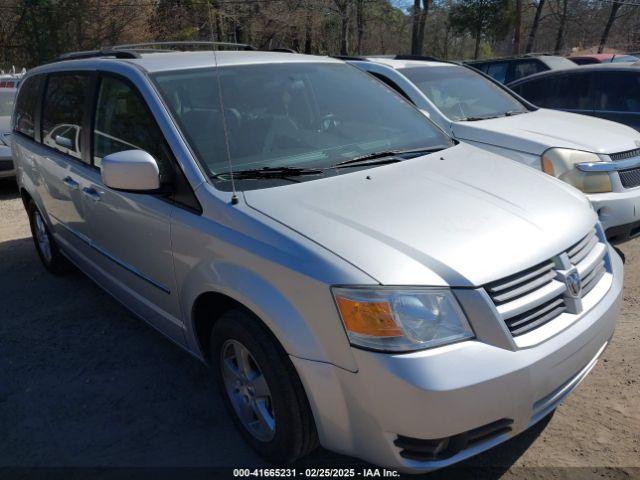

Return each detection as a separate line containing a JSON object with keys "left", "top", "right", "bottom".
{"left": 598, "top": 1, "right": 623, "bottom": 53}
{"left": 553, "top": 0, "right": 568, "bottom": 54}
{"left": 450, "top": 0, "right": 510, "bottom": 59}
{"left": 513, "top": 0, "right": 522, "bottom": 54}
{"left": 410, "top": 0, "right": 430, "bottom": 55}
{"left": 525, "top": 0, "right": 546, "bottom": 53}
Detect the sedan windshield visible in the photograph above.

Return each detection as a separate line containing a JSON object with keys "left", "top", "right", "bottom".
{"left": 0, "top": 89, "right": 16, "bottom": 116}
{"left": 399, "top": 65, "right": 528, "bottom": 121}
{"left": 153, "top": 62, "right": 452, "bottom": 178}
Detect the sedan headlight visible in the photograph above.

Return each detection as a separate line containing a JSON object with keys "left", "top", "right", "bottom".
{"left": 332, "top": 287, "right": 474, "bottom": 352}
{"left": 541, "top": 148, "right": 612, "bottom": 193}
{"left": 0, "top": 132, "right": 11, "bottom": 147}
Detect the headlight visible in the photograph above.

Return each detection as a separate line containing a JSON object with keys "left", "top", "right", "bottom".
{"left": 541, "top": 148, "right": 612, "bottom": 193}
{"left": 332, "top": 287, "right": 474, "bottom": 352}
{"left": 0, "top": 132, "right": 11, "bottom": 147}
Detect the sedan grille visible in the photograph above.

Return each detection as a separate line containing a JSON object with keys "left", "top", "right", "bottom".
{"left": 619, "top": 167, "right": 640, "bottom": 189}
{"left": 609, "top": 148, "right": 640, "bottom": 161}
{"left": 486, "top": 228, "right": 608, "bottom": 337}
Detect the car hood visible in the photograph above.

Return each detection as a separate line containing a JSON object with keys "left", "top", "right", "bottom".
{"left": 452, "top": 109, "right": 640, "bottom": 156}
{"left": 244, "top": 143, "right": 596, "bottom": 287}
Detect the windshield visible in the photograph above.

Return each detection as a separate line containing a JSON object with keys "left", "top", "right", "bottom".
{"left": 399, "top": 65, "right": 528, "bottom": 121}
{"left": 153, "top": 63, "right": 452, "bottom": 179}
{"left": 0, "top": 89, "right": 16, "bottom": 116}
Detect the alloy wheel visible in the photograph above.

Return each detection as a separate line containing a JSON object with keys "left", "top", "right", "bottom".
{"left": 220, "top": 339, "right": 276, "bottom": 442}
{"left": 34, "top": 211, "right": 52, "bottom": 263}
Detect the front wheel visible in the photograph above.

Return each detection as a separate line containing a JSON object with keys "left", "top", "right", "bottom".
{"left": 211, "top": 309, "right": 318, "bottom": 463}
{"left": 27, "top": 199, "right": 71, "bottom": 275}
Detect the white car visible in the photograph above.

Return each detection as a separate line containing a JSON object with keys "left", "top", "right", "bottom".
{"left": 348, "top": 57, "right": 640, "bottom": 243}
{"left": 0, "top": 87, "right": 17, "bottom": 178}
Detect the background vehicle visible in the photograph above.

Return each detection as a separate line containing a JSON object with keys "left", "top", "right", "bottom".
{"left": 569, "top": 54, "right": 639, "bottom": 65}
{"left": 0, "top": 87, "right": 17, "bottom": 178}
{"left": 465, "top": 55, "right": 575, "bottom": 84}
{"left": 12, "top": 46, "right": 622, "bottom": 473}
{"left": 349, "top": 56, "right": 640, "bottom": 243}
{"left": 509, "top": 64, "right": 640, "bottom": 132}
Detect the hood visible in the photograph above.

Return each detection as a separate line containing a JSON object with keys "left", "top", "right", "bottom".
{"left": 452, "top": 109, "right": 640, "bottom": 156}
{"left": 244, "top": 143, "right": 596, "bottom": 287}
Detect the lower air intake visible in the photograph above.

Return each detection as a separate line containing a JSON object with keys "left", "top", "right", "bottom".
{"left": 394, "top": 418, "right": 513, "bottom": 462}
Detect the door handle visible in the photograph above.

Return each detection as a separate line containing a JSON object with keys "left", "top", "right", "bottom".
{"left": 63, "top": 176, "right": 79, "bottom": 190}
{"left": 82, "top": 187, "right": 101, "bottom": 202}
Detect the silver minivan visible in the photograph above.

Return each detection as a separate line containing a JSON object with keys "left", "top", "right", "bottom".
{"left": 12, "top": 47, "right": 622, "bottom": 473}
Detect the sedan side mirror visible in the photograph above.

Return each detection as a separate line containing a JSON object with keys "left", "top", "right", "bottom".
{"left": 101, "top": 150, "right": 160, "bottom": 192}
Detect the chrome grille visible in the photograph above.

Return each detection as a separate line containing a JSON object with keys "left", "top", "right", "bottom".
{"left": 609, "top": 148, "right": 640, "bottom": 161}
{"left": 486, "top": 228, "right": 608, "bottom": 337}
{"left": 619, "top": 167, "right": 640, "bottom": 189}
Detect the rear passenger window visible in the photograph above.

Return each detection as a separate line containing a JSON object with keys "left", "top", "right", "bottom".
{"left": 485, "top": 62, "right": 509, "bottom": 83}
{"left": 93, "top": 76, "right": 173, "bottom": 182}
{"left": 512, "top": 78, "right": 548, "bottom": 105}
{"left": 41, "top": 73, "right": 90, "bottom": 160}
{"left": 596, "top": 72, "right": 640, "bottom": 112}
{"left": 512, "top": 60, "right": 545, "bottom": 82}
{"left": 14, "top": 75, "right": 43, "bottom": 139}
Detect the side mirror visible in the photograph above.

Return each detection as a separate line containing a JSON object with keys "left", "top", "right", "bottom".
{"left": 55, "top": 135, "right": 73, "bottom": 149}
{"left": 101, "top": 150, "right": 160, "bottom": 192}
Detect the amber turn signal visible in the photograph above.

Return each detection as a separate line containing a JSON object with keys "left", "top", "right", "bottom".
{"left": 335, "top": 296, "right": 403, "bottom": 337}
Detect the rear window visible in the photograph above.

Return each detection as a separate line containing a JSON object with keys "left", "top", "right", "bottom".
{"left": 14, "top": 76, "right": 43, "bottom": 139}
{"left": 41, "top": 73, "right": 90, "bottom": 161}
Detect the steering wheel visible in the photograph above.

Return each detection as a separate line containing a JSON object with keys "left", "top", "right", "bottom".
{"left": 320, "top": 113, "right": 342, "bottom": 132}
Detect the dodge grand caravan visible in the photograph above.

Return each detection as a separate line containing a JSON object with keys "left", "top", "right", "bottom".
{"left": 348, "top": 56, "right": 640, "bottom": 243}
{"left": 12, "top": 46, "right": 622, "bottom": 472}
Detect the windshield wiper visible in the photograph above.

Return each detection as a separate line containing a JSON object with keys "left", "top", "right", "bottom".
{"left": 334, "top": 146, "right": 449, "bottom": 169}
{"left": 212, "top": 166, "right": 324, "bottom": 180}
{"left": 460, "top": 110, "right": 526, "bottom": 121}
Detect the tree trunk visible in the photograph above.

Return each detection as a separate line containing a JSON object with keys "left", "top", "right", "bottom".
{"left": 598, "top": 2, "right": 622, "bottom": 53}
{"left": 334, "top": 0, "right": 350, "bottom": 55}
{"left": 513, "top": 0, "right": 522, "bottom": 54}
{"left": 553, "top": 0, "right": 568, "bottom": 54}
{"left": 411, "top": 0, "right": 429, "bottom": 55}
{"left": 356, "top": 0, "right": 364, "bottom": 54}
{"left": 304, "top": 5, "right": 313, "bottom": 53}
{"left": 525, "top": 0, "right": 546, "bottom": 53}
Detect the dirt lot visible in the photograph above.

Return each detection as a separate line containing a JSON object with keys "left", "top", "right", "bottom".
{"left": 0, "top": 177, "right": 638, "bottom": 479}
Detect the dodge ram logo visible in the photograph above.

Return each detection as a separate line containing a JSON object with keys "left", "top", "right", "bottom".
{"left": 565, "top": 270, "right": 582, "bottom": 298}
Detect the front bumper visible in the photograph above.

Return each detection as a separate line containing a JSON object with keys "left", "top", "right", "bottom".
{"left": 589, "top": 189, "right": 640, "bottom": 243}
{"left": 292, "top": 248, "right": 622, "bottom": 472}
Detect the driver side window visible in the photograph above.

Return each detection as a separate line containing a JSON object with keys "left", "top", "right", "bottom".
{"left": 93, "top": 76, "right": 173, "bottom": 183}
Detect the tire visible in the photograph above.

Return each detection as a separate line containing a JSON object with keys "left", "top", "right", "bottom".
{"left": 26, "top": 199, "right": 72, "bottom": 275}
{"left": 211, "top": 309, "right": 318, "bottom": 464}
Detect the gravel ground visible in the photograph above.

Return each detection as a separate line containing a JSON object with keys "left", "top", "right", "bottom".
{"left": 0, "top": 177, "right": 638, "bottom": 480}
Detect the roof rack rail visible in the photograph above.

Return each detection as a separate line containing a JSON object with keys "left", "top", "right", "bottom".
{"left": 111, "top": 41, "right": 256, "bottom": 51}
{"left": 56, "top": 49, "right": 141, "bottom": 61}
{"left": 331, "top": 55, "right": 369, "bottom": 61}
{"left": 394, "top": 54, "right": 440, "bottom": 61}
